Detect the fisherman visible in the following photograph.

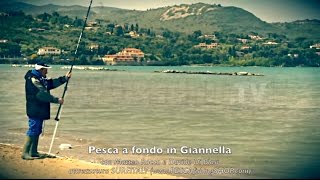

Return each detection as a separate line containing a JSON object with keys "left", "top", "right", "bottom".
{"left": 22, "top": 62, "right": 71, "bottom": 160}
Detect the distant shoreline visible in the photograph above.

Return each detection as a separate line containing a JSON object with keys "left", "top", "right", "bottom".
{"left": 3, "top": 63, "right": 320, "bottom": 68}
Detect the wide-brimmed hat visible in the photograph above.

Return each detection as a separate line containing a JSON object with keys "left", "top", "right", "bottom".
{"left": 35, "top": 62, "right": 51, "bottom": 70}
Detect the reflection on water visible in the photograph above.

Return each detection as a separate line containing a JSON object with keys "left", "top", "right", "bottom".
{"left": 0, "top": 65, "right": 319, "bottom": 178}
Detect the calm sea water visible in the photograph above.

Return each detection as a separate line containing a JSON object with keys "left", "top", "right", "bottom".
{"left": 0, "top": 64, "right": 319, "bottom": 178}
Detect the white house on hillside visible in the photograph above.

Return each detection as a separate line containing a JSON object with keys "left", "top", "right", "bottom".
{"left": 263, "top": 41, "right": 278, "bottom": 45}
{"left": 194, "top": 43, "right": 218, "bottom": 49}
{"left": 37, "top": 47, "right": 61, "bottom": 55}
{"left": 310, "top": 43, "right": 320, "bottom": 49}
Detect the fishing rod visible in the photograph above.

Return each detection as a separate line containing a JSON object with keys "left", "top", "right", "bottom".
{"left": 48, "top": 0, "right": 93, "bottom": 155}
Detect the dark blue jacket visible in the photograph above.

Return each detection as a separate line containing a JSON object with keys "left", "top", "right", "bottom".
{"left": 25, "top": 69, "right": 67, "bottom": 120}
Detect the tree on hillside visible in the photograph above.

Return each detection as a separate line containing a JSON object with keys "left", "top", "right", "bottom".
{"left": 124, "top": 23, "right": 129, "bottom": 32}
{"left": 228, "top": 46, "right": 236, "bottom": 57}
{"left": 7, "top": 11, "right": 25, "bottom": 16}
{"left": 162, "top": 46, "right": 173, "bottom": 58}
{"left": 52, "top": 12, "right": 60, "bottom": 17}
{"left": 73, "top": 17, "right": 84, "bottom": 27}
{"left": 193, "top": 30, "right": 202, "bottom": 39}
{"left": 0, "top": 42, "right": 21, "bottom": 57}
{"left": 79, "top": 55, "right": 90, "bottom": 65}
{"left": 36, "top": 13, "right": 52, "bottom": 21}
{"left": 115, "top": 26, "right": 124, "bottom": 36}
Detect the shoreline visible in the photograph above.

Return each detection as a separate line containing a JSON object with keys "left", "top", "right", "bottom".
{"left": 5, "top": 63, "right": 320, "bottom": 68}
{"left": 0, "top": 144, "right": 183, "bottom": 179}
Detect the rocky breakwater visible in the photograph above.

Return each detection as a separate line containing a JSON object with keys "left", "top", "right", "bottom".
{"left": 155, "top": 70, "right": 264, "bottom": 76}
{"left": 61, "top": 66, "right": 124, "bottom": 71}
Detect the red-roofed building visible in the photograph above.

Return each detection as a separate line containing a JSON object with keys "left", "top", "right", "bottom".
{"left": 102, "top": 48, "right": 145, "bottom": 65}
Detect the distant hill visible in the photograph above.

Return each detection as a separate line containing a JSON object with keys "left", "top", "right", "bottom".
{"left": 272, "top": 19, "right": 320, "bottom": 40}
{"left": 96, "top": 3, "right": 276, "bottom": 35}
{"left": 0, "top": 1, "right": 319, "bottom": 40}
{"left": 0, "top": 1, "right": 97, "bottom": 17}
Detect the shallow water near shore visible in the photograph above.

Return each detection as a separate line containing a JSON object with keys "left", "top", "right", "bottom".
{"left": 0, "top": 64, "right": 319, "bottom": 178}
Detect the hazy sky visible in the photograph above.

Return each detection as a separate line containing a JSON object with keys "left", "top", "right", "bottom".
{"left": 12, "top": 0, "right": 320, "bottom": 22}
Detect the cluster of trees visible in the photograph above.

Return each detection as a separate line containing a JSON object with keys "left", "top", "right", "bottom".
{"left": 0, "top": 11, "right": 319, "bottom": 67}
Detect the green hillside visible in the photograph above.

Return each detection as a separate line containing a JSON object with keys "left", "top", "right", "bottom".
{"left": 272, "top": 20, "right": 320, "bottom": 40}
{"left": 0, "top": 2, "right": 319, "bottom": 67}
{"left": 89, "top": 3, "right": 278, "bottom": 36}
{"left": 1, "top": 1, "right": 320, "bottom": 40}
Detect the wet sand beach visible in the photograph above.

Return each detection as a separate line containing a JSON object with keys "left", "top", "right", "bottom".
{"left": 0, "top": 144, "right": 182, "bottom": 179}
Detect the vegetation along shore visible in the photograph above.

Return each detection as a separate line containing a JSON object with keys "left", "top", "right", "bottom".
{"left": 0, "top": 2, "right": 319, "bottom": 67}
